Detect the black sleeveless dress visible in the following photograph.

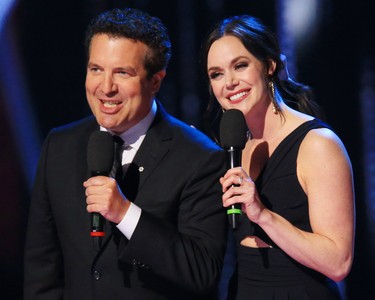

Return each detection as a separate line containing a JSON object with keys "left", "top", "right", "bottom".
{"left": 227, "top": 119, "right": 342, "bottom": 300}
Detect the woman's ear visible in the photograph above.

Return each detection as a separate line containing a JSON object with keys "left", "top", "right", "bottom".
{"left": 267, "top": 59, "right": 277, "bottom": 76}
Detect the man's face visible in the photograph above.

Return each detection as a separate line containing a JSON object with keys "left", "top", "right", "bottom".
{"left": 86, "top": 34, "right": 165, "bottom": 133}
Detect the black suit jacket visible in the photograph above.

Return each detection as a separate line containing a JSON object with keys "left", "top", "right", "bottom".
{"left": 24, "top": 102, "right": 227, "bottom": 300}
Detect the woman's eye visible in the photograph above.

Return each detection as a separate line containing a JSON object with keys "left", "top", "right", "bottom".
{"left": 209, "top": 72, "right": 222, "bottom": 80}
{"left": 235, "top": 62, "right": 248, "bottom": 70}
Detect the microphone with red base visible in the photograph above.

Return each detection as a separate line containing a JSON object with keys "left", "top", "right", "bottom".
{"left": 220, "top": 109, "right": 248, "bottom": 229}
{"left": 87, "top": 131, "right": 114, "bottom": 238}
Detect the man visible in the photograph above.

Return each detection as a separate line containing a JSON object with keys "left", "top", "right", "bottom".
{"left": 24, "top": 8, "right": 227, "bottom": 300}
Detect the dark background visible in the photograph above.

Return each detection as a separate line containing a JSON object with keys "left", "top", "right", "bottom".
{"left": 1, "top": 0, "right": 374, "bottom": 299}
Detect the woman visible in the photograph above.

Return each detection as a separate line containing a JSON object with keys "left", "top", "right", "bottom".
{"left": 203, "top": 15, "right": 355, "bottom": 299}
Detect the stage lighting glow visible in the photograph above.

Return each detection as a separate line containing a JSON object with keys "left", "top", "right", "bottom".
{"left": 283, "top": 0, "right": 320, "bottom": 41}
{"left": 0, "top": 0, "right": 15, "bottom": 31}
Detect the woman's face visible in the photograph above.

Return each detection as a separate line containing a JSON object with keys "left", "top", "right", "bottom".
{"left": 207, "top": 35, "right": 273, "bottom": 117}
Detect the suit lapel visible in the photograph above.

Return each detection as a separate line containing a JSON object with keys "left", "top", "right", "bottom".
{"left": 98, "top": 104, "right": 173, "bottom": 249}
{"left": 120, "top": 104, "right": 172, "bottom": 202}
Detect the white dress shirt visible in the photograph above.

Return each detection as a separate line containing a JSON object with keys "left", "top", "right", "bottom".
{"left": 101, "top": 100, "right": 157, "bottom": 239}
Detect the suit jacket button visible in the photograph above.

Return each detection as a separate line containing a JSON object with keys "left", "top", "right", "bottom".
{"left": 92, "top": 269, "right": 101, "bottom": 280}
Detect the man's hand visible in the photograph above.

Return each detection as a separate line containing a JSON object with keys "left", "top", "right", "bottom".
{"left": 84, "top": 176, "right": 130, "bottom": 224}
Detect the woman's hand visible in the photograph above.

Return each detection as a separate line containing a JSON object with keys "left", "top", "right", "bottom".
{"left": 220, "top": 167, "right": 265, "bottom": 223}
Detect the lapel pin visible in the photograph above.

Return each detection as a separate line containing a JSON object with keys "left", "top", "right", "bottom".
{"left": 138, "top": 166, "right": 144, "bottom": 172}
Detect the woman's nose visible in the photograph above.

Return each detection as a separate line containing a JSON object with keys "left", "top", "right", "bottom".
{"left": 225, "top": 75, "right": 239, "bottom": 88}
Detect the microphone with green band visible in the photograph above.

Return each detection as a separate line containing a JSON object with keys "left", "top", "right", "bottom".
{"left": 220, "top": 109, "right": 248, "bottom": 229}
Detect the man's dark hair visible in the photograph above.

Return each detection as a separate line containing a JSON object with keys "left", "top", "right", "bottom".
{"left": 85, "top": 8, "right": 172, "bottom": 78}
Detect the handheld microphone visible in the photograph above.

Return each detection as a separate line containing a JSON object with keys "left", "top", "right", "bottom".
{"left": 87, "top": 131, "right": 114, "bottom": 238}
{"left": 220, "top": 109, "right": 247, "bottom": 229}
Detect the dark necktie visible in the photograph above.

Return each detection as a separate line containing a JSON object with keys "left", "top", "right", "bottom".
{"left": 111, "top": 135, "right": 124, "bottom": 181}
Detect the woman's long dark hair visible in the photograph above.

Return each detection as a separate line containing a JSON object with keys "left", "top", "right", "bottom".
{"left": 201, "top": 15, "right": 324, "bottom": 141}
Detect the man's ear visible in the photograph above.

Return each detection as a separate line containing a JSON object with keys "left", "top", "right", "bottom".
{"left": 152, "top": 70, "right": 166, "bottom": 94}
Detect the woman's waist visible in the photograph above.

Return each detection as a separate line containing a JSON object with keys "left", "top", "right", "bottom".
{"left": 236, "top": 245, "right": 327, "bottom": 286}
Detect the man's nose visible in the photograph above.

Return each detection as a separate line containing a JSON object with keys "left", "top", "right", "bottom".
{"left": 101, "top": 74, "right": 118, "bottom": 94}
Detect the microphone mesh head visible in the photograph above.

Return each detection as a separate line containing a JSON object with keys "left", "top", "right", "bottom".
{"left": 87, "top": 131, "right": 114, "bottom": 174}
{"left": 220, "top": 109, "right": 247, "bottom": 149}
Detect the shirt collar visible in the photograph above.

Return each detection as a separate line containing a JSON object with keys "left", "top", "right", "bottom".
{"left": 101, "top": 100, "right": 157, "bottom": 151}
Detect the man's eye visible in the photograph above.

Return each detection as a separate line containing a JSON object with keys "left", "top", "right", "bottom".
{"left": 117, "top": 70, "right": 132, "bottom": 76}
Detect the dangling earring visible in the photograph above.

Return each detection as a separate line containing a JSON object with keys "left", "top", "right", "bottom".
{"left": 268, "top": 79, "right": 280, "bottom": 114}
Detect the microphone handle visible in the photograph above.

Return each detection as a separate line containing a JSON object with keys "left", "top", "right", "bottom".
{"left": 226, "top": 147, "right": 242, "bottom": 229}
{"left": 89, "top": 171, "right": 107, "bottom": 237}
{"left": 91, "top": 213, "right": 105, "bottom": 237}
